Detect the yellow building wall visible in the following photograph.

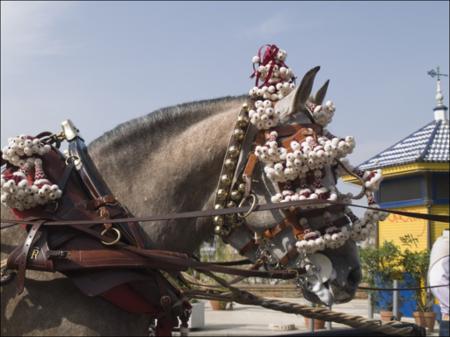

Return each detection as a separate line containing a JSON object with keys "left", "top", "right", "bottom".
{"left": 430, "top": 204, "right": 450, "bottom": 242}
{"left": 378, "top": 205, "right": 428, "bottom": 252}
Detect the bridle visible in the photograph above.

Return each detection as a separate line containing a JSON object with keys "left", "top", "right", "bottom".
{"left": 211, "top": 99, "right": 384, "bottom": 295}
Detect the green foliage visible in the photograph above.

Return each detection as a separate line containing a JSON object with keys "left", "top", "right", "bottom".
{"left": 359, "top": 241, "right": 402, "bottom": 285}
{"left": 399, "top": 235, "right": 433, "bottom": 312}
{"left": 359, "top": 241, "right": 402, "bottom": 310}
{"left": 360, "top": 237, "right": 433, "bottom": 312}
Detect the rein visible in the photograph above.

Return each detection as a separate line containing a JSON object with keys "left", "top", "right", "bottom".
{"left": 1, "top": 199, "right": 448, "bottom": 229}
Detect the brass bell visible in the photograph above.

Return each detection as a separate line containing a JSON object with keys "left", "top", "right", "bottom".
{"left": 224, "top": 159, "right": 236, "bottom": 170}
{"left": 213, "top": 216, "right": 224, "bottom": 226}
{"left": 220, "top": 174, "right": 231, "bottom": 186}
{"left": 216, "top": 189, "right": 228, "bottom": 200}
{"left": 237, "top": 116, "right": 249, "bottom": 128}
{"left": 230, "top": 190, "right": 242, "bottom": 201}
{"left": 233, "top": 128, "right": 244, "bottom": 141}
{"left": 237, "top": 183, "right": 246, "bottom": 193}
{"left": 228, "top": 146, "right": 240, "bottom": 158}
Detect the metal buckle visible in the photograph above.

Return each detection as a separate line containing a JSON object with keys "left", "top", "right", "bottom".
{"left": 65, "top": 155, "right": 80, "bottom": 166}
{"left": 101, "top": 227, "right": 121, "bottom": 246}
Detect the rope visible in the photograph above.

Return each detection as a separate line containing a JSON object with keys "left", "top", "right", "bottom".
{"left": 179, "top": 269, "right": 418, "bottom": 336}
{"left": 184, "top": 288, "right": 415, "bottom": 336}
{"left": 2, "top": 199, "right": 448, "bottom": 229}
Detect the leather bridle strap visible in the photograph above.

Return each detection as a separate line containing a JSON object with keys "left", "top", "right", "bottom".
{"left": 2, "top": 199, "right": 448, "bottom": 228}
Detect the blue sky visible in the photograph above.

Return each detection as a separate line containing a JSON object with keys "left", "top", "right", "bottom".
{"left": 1, "top": 1, "right": 449, "bottom": 166}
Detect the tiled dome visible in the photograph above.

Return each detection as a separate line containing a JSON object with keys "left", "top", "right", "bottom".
{"left": 358, "top": 119, "right": 449, "bottom": 170}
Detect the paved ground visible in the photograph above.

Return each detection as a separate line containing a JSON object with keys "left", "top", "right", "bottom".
{"left": 173, "top": 298, "right": 440, "bottom": 336}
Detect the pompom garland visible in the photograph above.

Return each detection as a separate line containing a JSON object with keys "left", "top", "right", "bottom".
{"left": 249, "top": 45, "right": 296, "bottom": 130}
{"left": 249, "top": 100, "right": 282, "bottom": 130}
{"left": 295, "top": 205, "right": 388, "bottom": 255}
{"left": 2, "top": 135, "right": 52, "bottom": 167}
{"left": 307, "top": 101, "right": 336, "bottom": 127}
{"left": 1, "top": 135, "right": 62, "bottom": 211}
{"left": 246, "top": 44, "right": 386, "bottom": 254}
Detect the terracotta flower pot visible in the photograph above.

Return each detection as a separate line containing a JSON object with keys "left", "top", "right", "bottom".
{"left": 304, "top": 317, "right": 326, "bottom": 330}
{"left": 380, "top": 310, "right": 394, "bottom": 322}
{"left": 413, "top": 311, "right": 436, "bottom": 332}
{"left": 209, "top": 300, "right": 228, "bottom": 310}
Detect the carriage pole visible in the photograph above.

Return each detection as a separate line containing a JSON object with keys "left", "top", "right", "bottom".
{"left": 327, "top": 305, "right": 332, "bottom": 330}
{"left": 368, "top": 292, "right": 374, "bottom": 319}
{"left": 393, "top": 279, "right": 400, "bottom": 320}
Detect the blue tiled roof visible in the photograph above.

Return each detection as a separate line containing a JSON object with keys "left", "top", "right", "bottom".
{"left": 358, "top": 119, "right": 449, "bottom": 170}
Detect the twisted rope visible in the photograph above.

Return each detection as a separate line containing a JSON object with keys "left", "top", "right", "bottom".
{"left": 182, "top": 270, "right": 418, "bottom": 336}
{"left": 184, "top": 288, "right": 415, "bottom": 336}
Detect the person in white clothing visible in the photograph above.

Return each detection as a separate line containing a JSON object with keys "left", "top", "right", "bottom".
{"left": 428, "top": 228, "right": 449, "bottom": 336}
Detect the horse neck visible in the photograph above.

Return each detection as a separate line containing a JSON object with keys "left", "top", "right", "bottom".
{"left": 87, "top": 97, "right": 245, "bottom": 253}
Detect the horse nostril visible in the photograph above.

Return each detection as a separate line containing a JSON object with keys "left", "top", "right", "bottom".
{"left": 348, "top": 267, "right": 362, "bottom": 287}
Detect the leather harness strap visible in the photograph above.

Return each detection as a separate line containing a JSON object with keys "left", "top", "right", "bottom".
{"left": 242, "top": 152, "right": 258, "bottom": 197}
{"left": 14, "top": 219, "right": 47, "bottom": 294}
{"left": 58, "top": 223, "right": 300, "bottom": 279}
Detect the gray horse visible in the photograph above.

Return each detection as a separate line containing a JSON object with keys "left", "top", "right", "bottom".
{"left": 1, "top": 72, "right": 361, "bottom": 335}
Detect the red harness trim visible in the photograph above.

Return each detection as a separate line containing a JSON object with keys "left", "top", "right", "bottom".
{"left": 101, "top": 283, "right": 159, "bottom": 315}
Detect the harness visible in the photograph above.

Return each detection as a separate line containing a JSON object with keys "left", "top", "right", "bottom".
{"left": 0, "top": 118, "right": 447, "bottom": 337}
{"left": 0, "top": 120, "right": 304, "bottom": 336}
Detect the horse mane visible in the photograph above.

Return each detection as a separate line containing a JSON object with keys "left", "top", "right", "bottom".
{"left": 88, "top": 95, "right": 246, "bottom": 151}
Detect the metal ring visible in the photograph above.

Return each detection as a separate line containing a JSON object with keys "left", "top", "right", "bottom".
{"left": 101, "top": 227, "right": 121, "bottom": 246}
{"left": 65, "top": 155, "right": 80, "bottom": 166}
{"left": 238, "top": 193, "right": 257, "bottom": 218}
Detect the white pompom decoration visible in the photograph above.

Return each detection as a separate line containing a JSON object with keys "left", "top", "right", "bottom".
{"left": 1, "top": 135, "right": 63, "bottom": 211}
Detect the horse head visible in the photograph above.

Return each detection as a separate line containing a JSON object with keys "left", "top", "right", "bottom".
{"left": 227, "top": 66, "right": 364, "bottom": 305}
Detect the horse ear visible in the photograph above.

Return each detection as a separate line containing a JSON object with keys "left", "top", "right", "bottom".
{"left": 314, "top": 80, "right": 330, "bottom": 105}
{"left": 275, "top": 66, "right": 321, "bottom": 122}
{"left": 291, "top": 66, "right": 320, "bottom": 111}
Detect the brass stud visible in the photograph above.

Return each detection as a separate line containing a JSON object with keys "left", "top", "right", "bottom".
{"left": 220, "top": 174, "right": 231, "bottom": 186}
{"left": 214, "top": 204, "right": 223, "bottom": 210}
{"left": 230, "top": 190, "right": 242, "bottom": 201}
{"left": 214, "top": 225, "right": 223, "bottom": 235}
{"left": 237, "top": 183, "right": 246, "bottom": 193}
{"left": 227, "top": 201, "right": 237, "bottom": 208}
{"left": 228, "top": 146, "right": 240, "bottom": 158}
{"left": 233, "top": 128, "right": 245, "bottom": 141}
{"left": 213, "top": 216, "right": 224, "bottom": 226}
{"left": 216, "top": 189, "right": 228, "bottom": 200}
{"left": 242, "top": 103, "right": 249, "bottom": 110}
{"left": 237, "top": 116, "right": 249, "bottom": 128}
{"left": 224, "top": 159, "right": 236, "bottom": 170}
